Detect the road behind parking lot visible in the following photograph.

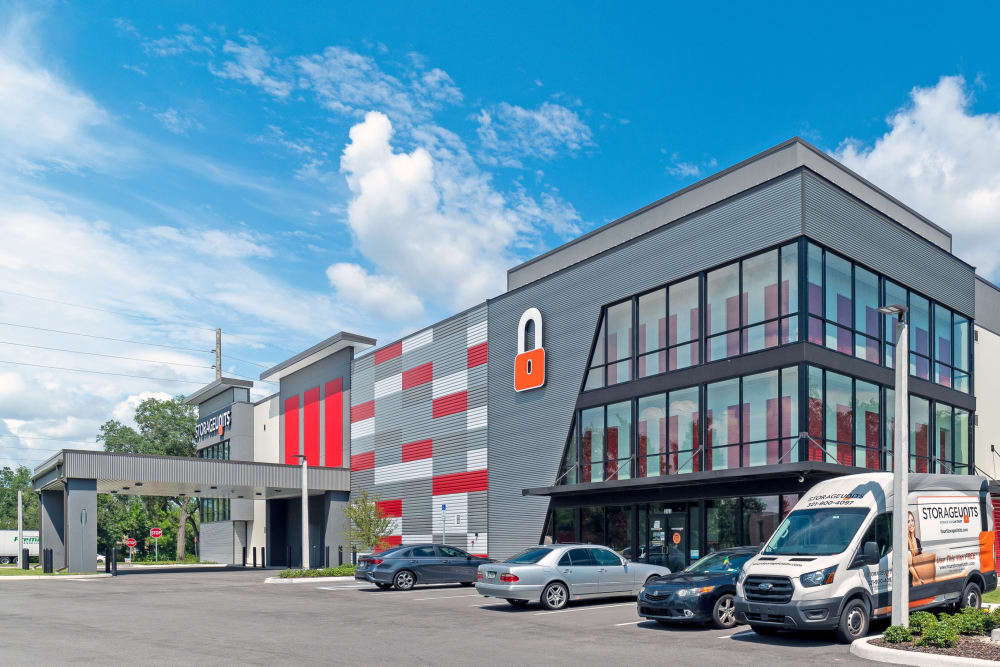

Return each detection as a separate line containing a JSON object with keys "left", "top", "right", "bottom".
{"left": 0, "top": 569, "right": 878, "bottom": 665}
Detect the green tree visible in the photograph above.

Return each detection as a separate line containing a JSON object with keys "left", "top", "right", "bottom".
{"left": 0, "top": 465, "right": 38, "bottom": 530}
{"left": 344, "top": 490, "right": 393, "bottom": 553}
{"left": 97, "top": 396, "right": 199, "bottom": 560}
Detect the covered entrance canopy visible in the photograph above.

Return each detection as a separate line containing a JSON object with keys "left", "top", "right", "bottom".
{"left": 32, "top": 449, "right": 350, "bottom": 572}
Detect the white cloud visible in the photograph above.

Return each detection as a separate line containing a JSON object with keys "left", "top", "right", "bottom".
{"left": 210, "top": 35, "right": 292, "bottom": 98}
{"left": 145, "top": 226, "right": 273, "bottom": 259}
{"left": 112, "top": 391, "right": 172, "bottom": 425}
{"left": 155, "top": 108, "right": 203, "bottom": 135}
{"left": 142, "top": 24, "right": 214, "bottom": 58}
{"left": 835, "top": 76, "right": 1000, "bottom": 280}
{"left": 0, "top": 12, "right": 116, "bottom": 173}
{"left": 476, "top": 101, "right": 593, "bottom": 167}
{"left": 326, "top": 262, "right": 424, "bottom": 320}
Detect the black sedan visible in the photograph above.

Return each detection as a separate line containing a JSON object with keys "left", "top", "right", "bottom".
{"left": 637, "top": 547, "right": 758, "bottom": 629}
{"left": 355, "top": 544, "right": 493, "bottom": 590}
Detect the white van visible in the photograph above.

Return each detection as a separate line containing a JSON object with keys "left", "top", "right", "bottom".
{"left": 734, "top": 473, "right": 998, "bottom": 643}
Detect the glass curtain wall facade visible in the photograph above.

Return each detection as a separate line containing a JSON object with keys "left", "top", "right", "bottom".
{"left": 198, "top": 440, "right": 231, "bottom": 522}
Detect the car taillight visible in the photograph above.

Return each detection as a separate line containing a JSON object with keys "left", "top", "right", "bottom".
{"left": 369, "top": 558, "right": 384, "bottom": 565}
{"left": 477, "top": 571, "right": 484, "bottom": 581}
{"left": 499, "top": 573, "right": 519, "bottom": 583}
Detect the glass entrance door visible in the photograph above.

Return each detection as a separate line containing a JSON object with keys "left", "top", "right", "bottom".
{"left": 665, "top": 514, "right": 688, "bottom": 572}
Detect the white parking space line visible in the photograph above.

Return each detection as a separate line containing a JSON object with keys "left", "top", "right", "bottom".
{"left": 615, "top": 620, "right": 642, "bottom": 626}
{"left": 412, "top": 594, "right": 479, "bottom": 601}
{"left": 534, "top": 602, "right": 635, "bottom": 616}
{"left": 316, "top": 585, "right": 369, "bottom": 590}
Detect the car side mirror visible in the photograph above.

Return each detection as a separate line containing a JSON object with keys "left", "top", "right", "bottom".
{"left": 863, "top": 541, "right": 879, "bottom": 566}
{"left": 467, "top": 555, "right": 472, "bottom": 560}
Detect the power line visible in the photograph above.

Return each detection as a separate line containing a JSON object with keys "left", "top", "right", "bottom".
{"left": 0, "top": 359, "right": 211, "bottom": 385}
{"left": 0, "top": 321, "right": 211, "bottom": 353}
{"left": 224, "top": 369, "right": 277, "bottom": 385}
{"left": 0, "top": 340, "right": 213, "bottom": 369}
{"left": 223, "top": 354, "right": 269, "bottom": 369}
{"left": 0, "top": 434, "right": 98, "bottom": 444}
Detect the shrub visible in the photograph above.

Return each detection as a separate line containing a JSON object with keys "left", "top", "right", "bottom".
{"left": 908, "top": 610, "right": 938, "bottom": 635}
{"left": 949, "top": 606, "right": 988, "bottom": 635}
{"left": 916, "top": 622, "right": 959, "bottom": 648}
{"left": 882, "top": 625, "right": 912, "bottom": 643}
{"left": 988, "top": 607, "right": 1000, "bottom": 632}
{"left": 279, "top": 564, "right": 356, "bottom": 578}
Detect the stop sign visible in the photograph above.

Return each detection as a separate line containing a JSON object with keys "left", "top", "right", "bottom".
{"left": 150, "top": 528, "right": 162, "bottom": 538}
{"left": 125, "top": 537, "right": 137, "bottom": 548}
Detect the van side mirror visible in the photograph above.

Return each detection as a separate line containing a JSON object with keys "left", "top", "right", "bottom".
{"left": 863, "top": 541, "right": 879, "bottom": 566}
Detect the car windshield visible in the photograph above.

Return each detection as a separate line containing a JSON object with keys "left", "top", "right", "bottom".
{"left": 762, "top": 508, "right": 870, "bottom": 556}
{"left": 685, "top": 552, "right": 753, "bottom": 574}
{"left": 505, "top": 547, "right": 552, "bottom": 564}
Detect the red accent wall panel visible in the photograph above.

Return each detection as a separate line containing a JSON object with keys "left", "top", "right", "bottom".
{"left": 350, "top": 400, "right": 374, "bottom": 423}
{"left": 467, "top": 342, "right": 488, "bottom": 368}
{"left": 401, "top": 439, "right": 433, "bottom": 462}
{"left": 374, "top": 341, "right": 402, "bottom": 365}
{"left": 432, "top": 469, "right": 487, "bottom": 495}
{"left": 351, "top": 451, "right": 375, "bottom": 471}
{"left": 284, "top": 395, "right": 299, "bottom": 465}
{"left": 376, "top": 499, "right": 402, "bottom": 518}
{"left": 304, "top": 387, "right": 320, "bottom": 466}
{"left": 402, "top": 362, "right": 433, "bottom": 390}
{"left": 325, "top": 378, "right": 343, "bottom": 468}
{"left": 377, "top": 535, "right": 402, "bottom": 550}
{"left": 432, "top": 390, "right": 468, "bottom": 418}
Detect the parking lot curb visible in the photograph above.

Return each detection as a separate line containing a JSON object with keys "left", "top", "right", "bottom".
{"left": 0, "top": 573, "right": 113, "bottom": 581}
{"left": 851, "top": 635, "right": 998, "bottom": 666}
{"left": 264, "top": 575, "right": 357, "bottom": 584}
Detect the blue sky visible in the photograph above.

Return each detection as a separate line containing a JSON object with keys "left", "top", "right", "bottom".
{"left": 2, "top": 1, "right": 1000, "bottom": 468}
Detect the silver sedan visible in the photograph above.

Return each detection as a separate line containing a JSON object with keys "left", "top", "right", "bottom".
{"left": 475, "top": 544, "right": 671, "bottom": 610}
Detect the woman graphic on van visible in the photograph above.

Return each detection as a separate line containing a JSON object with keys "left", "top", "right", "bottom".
{"left": 907, "top": 511, "right": 924, "bottom": 586}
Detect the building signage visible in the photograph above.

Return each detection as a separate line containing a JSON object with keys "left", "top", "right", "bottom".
{"left": 514, "top": 307, "right": 545, "bottom": 392}
{"left": 194, "top": 408, "right": 232, "bottom": 441}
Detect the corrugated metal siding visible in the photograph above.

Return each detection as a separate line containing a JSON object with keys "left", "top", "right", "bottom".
{"left": 61, "top": 451, "right": 349, "bottom": 490}
{"left": 487, "top": 173, "right": 803, "bottom": 560}
{"left": 803, "top": 172, "right": 975, "bottom": 317}
{"left": 976, "top": 278, "right": 1000, "bottom": 335}
{"left": 351, "top": 304, "right": 490, "bottom": 554}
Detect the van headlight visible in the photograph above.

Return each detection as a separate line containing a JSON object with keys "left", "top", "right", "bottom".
{"left": 799, "top": 565, "right": 837, "bottom": 588}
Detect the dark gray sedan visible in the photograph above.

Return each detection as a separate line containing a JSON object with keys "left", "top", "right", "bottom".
{"left": 355, "top": 544, "right": 493, "bottom": 590}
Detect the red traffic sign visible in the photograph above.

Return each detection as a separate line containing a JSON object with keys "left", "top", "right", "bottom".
{"left": 125, "top": 537, "right": 137, "bottom": 548}
{"left": 150, "top": 528, "right": 162, "bottom": 538}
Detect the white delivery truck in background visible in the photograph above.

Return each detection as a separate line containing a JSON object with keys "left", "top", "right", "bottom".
{"left": 0, "top": 530, "right": 40, "bottom": 565}
{"left": 734, "top": 473, "right": 998, "bottom": 643}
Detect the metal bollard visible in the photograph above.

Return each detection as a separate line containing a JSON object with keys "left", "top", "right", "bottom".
{"left": 42, "top": 548, "right": 52, "bottom": 573}
{"left": 242, "top": 546, "right": 247, "bottom": 567}
{"left": 104, "top": 549, "right": 111, "bottom": 573}
{"left": 22, "top": 548, "right": 29, "bottom": 570}
{"left": 352, "top": 547, "right": 357, "bottom": 565}
{"left": 253, "top": 547, "right": 257, "bottom": 568}
{"left": 261, "top": 547, "right": 266, "bottom": 568}
{"left": 338, "top": 545, "right": 343, "bottom": 565}
{"left": 111, "top": 547, "right": 118, "bottom": 576}
{"left": 325, "top": 546, "right": 330, "bottom": 568}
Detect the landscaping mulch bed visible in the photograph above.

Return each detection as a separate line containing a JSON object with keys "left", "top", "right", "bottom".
{"left": 872, "top": 635, "right": 1000, "bottom": 661}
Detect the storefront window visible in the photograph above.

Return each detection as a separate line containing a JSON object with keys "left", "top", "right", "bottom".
{"left": 954, "top": 409, "right": 970, "bottom": 474}
{"left": 744, "top": 496, "right": 780, "bottom": 547}
{"left": 581, "top": 506, "right": 605, "bottom": 545}
{"left": 934, "top": 402, "right": 953, "bottom": 474}
{"left": 637, "top": 394, "right": 666, "bottom": 478}
{"left": 707, "top": 378, "right": 740, "bottom": 470}
{"left": 669, "top": 277, "right": 700, "bottom": 370}
{"left": 824, "top": 371, "right": 852, "bottom": 465}
{"left": 580, "top": 407, "right": 603, "bottom": 483}
{"left": 855, "top": 380, "right": 880, "bottom": 469}
{"left": 743, "top": 370, "right": 778, "bottom": 467}
{"left": 910, "top": 395, "right": 930, "bottom": 473}
{"left": 781, "top": 367, "right": 799, "bottom": 463}
{"left": 606, "top": 506, "right": 631, "bottom": 555}
{"left": 706, "top": 498, "right": 741, "bottom": 552}
{"left": 605, "top": 401, "right": 632, "bottom": 481}
{"left": 554, "top": 508, "right": 576, "bottom": 543}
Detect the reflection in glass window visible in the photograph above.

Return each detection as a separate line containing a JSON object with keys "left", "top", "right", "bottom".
{"left": 954, "top": 315, "right": 970, "bottom": 392}
{"left": 883, "top": 279, "right": 907, "bottom": 370}
{"left": 707, "top": 378, "right": 740, "bottom": 470}
{"left": 554, "top": 508, "right": 575, "bottom": 543}
{"left": 669, "top": 277, "right": 700, "bottom": 370}
{"left": 910, "top": 395, "right": 930, "bottom": 473}
{"left": 954, "top": 409, "right": 969, "bottom": 473}
{"left": 825, "top": 253, "right": 853, "bottom": 355}
{"left": 706, "top": 498, "right": 741, "bottom": 552}
{"left": 781, "top": 367, "right": 799, "bottom": 463}
{"left": 580, "top": 407, "right": 604, "bottom": 483}
{"left": 909, "top": 293, "right": 930, "bottom": 380}
{"left": 742, "top": 250, "right": 778, "bottom": 353}
{"left": 637, "top": 394, "right": 666, "bottom": 478}
{"left": 638, "top": 289, "right": 666, "bottom": 378}
{"left": 934, "top": 304, "right": 952, "bottom": 388}
{"left": 934, "top": 402, "right": 953, "bottom": 474}
{"left": 605, "top": 401, "right": 632, "bottom": 481}
{"left": 581, "top": 506, "right": 605, "bottom": 545}
{"left": 607, "top": 300, "right": 633, "bottom": 385}
{"left": 743, "top": 370, "right": 778, "bottom": 467}
{"left": 744, "top": 496, "right": 781, "bottom": 546}
{"left": 855, "top": 380, "right": 880, "bottom": 469}
{"left": 670, "top": 387, "right": 700, "bottom": 474}
{"left": 780, "top": 243, "right": 799, "bottom": 344}
{"left": 825, "top": 371, "right": 853, "bottom": 466}
{"left": 558, "top": 420, "right": 578, "bottom": 485}
{"left": 854, "top": 266, "right": 880, "bottom": 363}
{"left": 707, "top": 263, "right": 740, "bottom": 361}
{"left": 807, "top": 242, "right": 824, "bottom": 344}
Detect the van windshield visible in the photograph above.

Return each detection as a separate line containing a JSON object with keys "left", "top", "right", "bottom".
{"left": 762, "top": 508, "right": 870, "bottom": 556}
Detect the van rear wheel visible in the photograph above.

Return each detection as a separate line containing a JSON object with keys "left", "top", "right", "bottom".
{"left": 835, "top": 599, "right": 869, "bottom": 644}
{"left": 960, "top": 581, "right": 982, "bottom": 609}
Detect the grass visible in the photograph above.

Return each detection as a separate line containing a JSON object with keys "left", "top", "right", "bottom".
{"left": 279, "top": 564, "right": 356, "bottom": 578}
{"left": 983, "top": 589, "right": 1000, "bottom": 604}
{"left": 0, "top": 568, "right": 101, "bottom": 576}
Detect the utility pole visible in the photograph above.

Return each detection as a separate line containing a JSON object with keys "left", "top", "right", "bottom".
{"left": 215, "top": 328, "right": 222, "bottom": 380}
{"left": 298, "top": 454, "right": 310, "bottom": 569}
{"left": 17, "top": 489, "right": 23, "bottom": 563}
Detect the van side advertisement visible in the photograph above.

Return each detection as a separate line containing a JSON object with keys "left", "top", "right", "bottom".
{"left": 910, "top": 495, "right": 990, "bottom": 585}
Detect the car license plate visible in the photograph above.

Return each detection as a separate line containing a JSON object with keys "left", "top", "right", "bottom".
{"left": 487, "top": 571, "right": 496, "bottom": 579}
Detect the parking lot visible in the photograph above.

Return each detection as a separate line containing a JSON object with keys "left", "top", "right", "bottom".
{"left": 1, "top": 569, "right": 877, "bottom": 665}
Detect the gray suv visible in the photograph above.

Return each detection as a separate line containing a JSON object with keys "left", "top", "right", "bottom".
{"left": 355, "top": 544, "right": 493, "bottom": 590}
{"left": 475, "top": 544, "right": 671, "bottom": 610}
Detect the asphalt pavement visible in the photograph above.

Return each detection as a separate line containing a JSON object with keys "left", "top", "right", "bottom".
{"left": 0, "top": 568, "right": 879, "bottom": 665}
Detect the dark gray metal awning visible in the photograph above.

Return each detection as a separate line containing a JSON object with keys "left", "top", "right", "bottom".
{"left": 523, "top": 462, "right": 871, "bottom": 507}
{"left": 32, "top": 449, "right": 350, "bottom": 500}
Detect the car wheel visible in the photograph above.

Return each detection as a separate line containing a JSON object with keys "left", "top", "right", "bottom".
{"left": 959, "top": 581, "right": 982, "bottom": 609}
{"left": 460, "top": 581, "right": 474, "bottom": 587}
{"left": 506, "top": 598, "right": 529, "bottom": 607}
{"left": 749, "top": 624, "right": 779, "bottom": 636}
{"left": 0, "top": 556, "right": 10, "bottom": 565}
{"left": 711, "top": 593, "right": 738, "bottom": 629}
{"left": 393, "top": 570, "right": 416, "bottom": 591}
{"left": 834, "top": 598, "right": 869, "bottom": 644}
{"left": 540, "top": 582, "right": 568, "bottom": 610}
{"left": 375, "top": 582, "right": 392, "bottom": 590}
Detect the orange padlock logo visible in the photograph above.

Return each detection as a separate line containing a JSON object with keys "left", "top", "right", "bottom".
{"left": 515, "top": 307, "right": 545, "bottom": 391}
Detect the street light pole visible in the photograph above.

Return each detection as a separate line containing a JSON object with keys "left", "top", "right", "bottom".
{"left": 880, "top": 305, "right": 909, "bottom": 627}
{"left": 297, "top": 454, "right": 309, "bottom": 569}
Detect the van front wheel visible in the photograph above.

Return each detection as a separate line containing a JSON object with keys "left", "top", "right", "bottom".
{"left": 835, "top": 599, "right": 869, "bottom": 644}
